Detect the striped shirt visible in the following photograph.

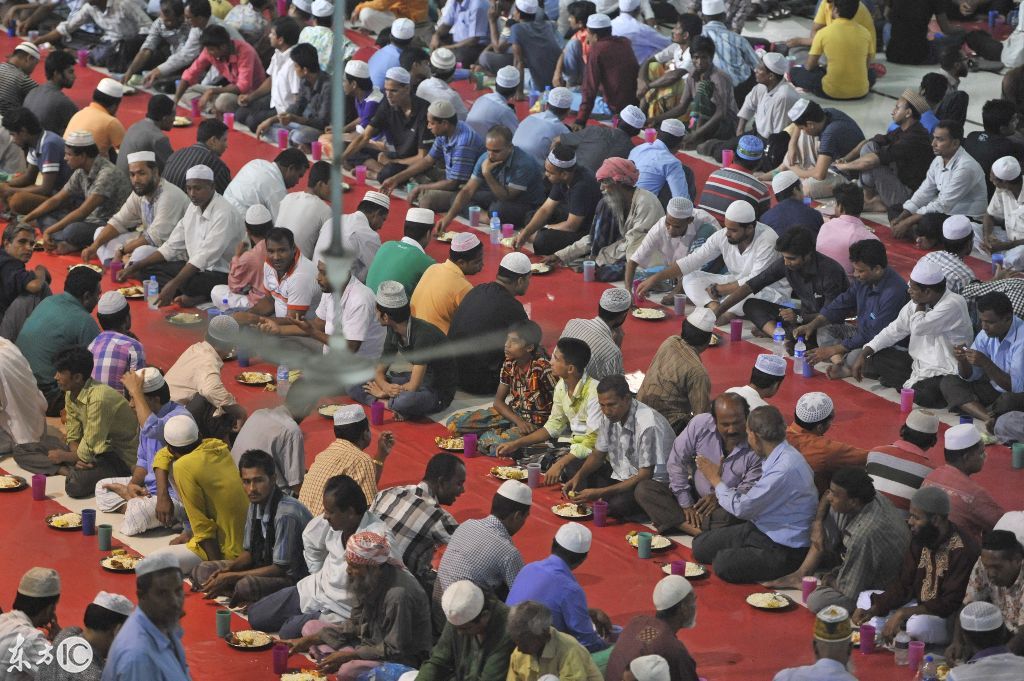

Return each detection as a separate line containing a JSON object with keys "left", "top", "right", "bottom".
{"left": 560, "top": 316, "right": 624, "bottom": 381}
{"left": 370, "top": 482, "right": 459, "bottom": 582}
{"left": 434, "top": 514, "right": 523, "bottom": 603}
{"left": 88, "top": 331, "right": 145, "bottom": 392}
{"left": 866, "top": 442, "right": 934, "bottom": 512}
{"left": 596, "top": 399, "right": 674, "bottom": 483}
{"left": 698, "top": 165, "right": 771, "bottom": 222}
{"left": 0, "top": 62, "right": 35, "bottom": 117}
{"left": 162, "top": 143, "right": 232, "bottom": 194}
{"left": 702, "top": 21, "right": 759, "bottom": 87}
{"left": 26, "top": 130, "right": 71, "bottom": 190}
{"left": 57, "top": 0, "right": 150, "bottom": 42}
{"left": 428, "top": 121, "right": 485, "bottom": 183}
{"left": 299, "top": 439, "right": 379, "bottom": 513}
{"left": 920, "top": 250, "right": 977, "bottom": 295}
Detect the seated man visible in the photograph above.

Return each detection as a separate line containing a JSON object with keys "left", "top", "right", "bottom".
{"left": 714, "top": 52, "right": 799, "bottom": 164}
{"left": 278, "top": 161, "right": 333, "bottom": 259}
{"left": 961, "top": 99, "right": 1023, "bottom": 201}
{"left": 230, "top": 386, "right": 316, "bottom": 495}
{"left": 628, "top": 119, "right": 690, "bottom": 202}
{"left": 636, "top": 307, "right": 714, "bottom": 433}
{"left": 773, "top": 606, "right": 857, "bottom": 681}
{"left": 575, "top": 13, "right": 639, "bottom": 128}
{"left": 561, "top": 288, "right": 630, "bottom": 380}
{"left": 430, "top": 0, "right": 488, "bottom": 64}
{"left": 506, "top": 600, "right": 605, "bottom": 680}
{"left": 174, "top": 24, "right": 266, "bottom": 116}
{"left": 789, "top": 0, "right": 874, "bottom": 101}
{"left": 698, "top": 136, "right": 770, "bottom": 221}
{"left": 162, "top": 118, "right": 232, "bottom": 193}
{"left": 364, "top": 207, "right": 437, "bottom": 296}
{"left": 563, "top": 374, "right": 674, "bottom": 520}
{"left": 0, "top": 223, "right": 49, "bottom": 339}
{"left": 635, "top": 392, "right": 761, "bottom": 537}
{"left": 653, "top": 36, "right": 735, "bottom": 149}
{"left": 63, "top": 79, "right": 125, "bottom": 159}
{"left": 512, "top": 87, "right": 572, "bottom": 166}
{"left": 866, "top": 409, "right": 938, "bottom": 513}
{"left": 463, "top": 65, "right": 517, "bottom": 136}
{"left": 554, "top": 103, "right": 641, "bottom": 174}
{"left": 120, "top": 0, "right": 193, "bottom": 88}
{"left": 948, "top": 602, "right": 1024, "bottom": 679}
{"left": 784, "top": 99, "right": 865, "bottom": 200}
{"left": 0, "top": 107, "right": 71, "bottom": 216}
{"left": 33, "top": 0, "right": 150, "bottom": 71}
{"left": 954, "top": 529, "right": 1024, "bottom": 658}
{"left": 787, "top": 392, "right": 868, "bottom": 494}
{"left": 0, "top": 568, "right": 61, "bottom": 680}
{"left": 611, "top": 0, "right": 669, "bottom": 62}
{"left": 691, "top": 405, "right": 818, "bottom": 583}
{"left": 254, "top": 44, "right": 331, "bottom": 151}
{"left": 223, "top": 149, "right": 309, "bottom": 221}
{"left": 117, "top": 96, "right": 175, "bottom": 175}
{"left": 853, "top": 258, "right": 973, "bottom": 408}
{"left": 88, "top": 291, "right": 145, "bottom": 392}
{"left": 418, "top": 49, "right": 469, "bottom": 122}
{"left": 758, "top": 171, "right": 824, "bottom": 237}
{"left": 852, "top": 487, "right": 980, "bottom": 645}
{"left": 977, "top": 156, "right": 1024, "bottom": 271}
{"left": 229, "top": 15, "right": 301, "bottom": 132}
{"left": 0, "top": 338, "right": 47, "bottom": 457}
{"left": 192, "top": 449, "right": 313, "bottom": 606}
{"left": 799, "top": 239, "right": 906, "bottom": 379}
{"left": 22, "top": 50, "right": 76, "bottom": 137}
{"left": 636, "top": 13, "right": 702, "bottom": 120}
{"left": 699, "top": 0, "right": 759, "bottom": 102}
{"left": 210, "top": 205, "right": 271, "bottom": 311}
{"left": 119, "top": 164, "right": 245, "bottom": 307}
{"left": 410, "top": 232, "right": 483, "bottom": 335}
{"left": 916, "top": 216, "right": 978, "bottom": 297}
{"left": 507, "top": 523, "right": 611, "bottom": 653}
{"left": 725, "top": 353, "right": 786, "bottom": 410}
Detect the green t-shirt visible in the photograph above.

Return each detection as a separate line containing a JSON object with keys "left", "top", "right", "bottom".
{"left": 365, "top": 240, "right": 436, "bottom": 296}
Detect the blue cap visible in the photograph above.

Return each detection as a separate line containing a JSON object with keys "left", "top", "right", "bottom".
{"left": 736, "top": 135, "right": 764, "bottom": 161}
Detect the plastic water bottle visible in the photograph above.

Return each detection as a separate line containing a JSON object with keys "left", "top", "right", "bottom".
{"left": 794, "top": 335, "right": 807, "bottom": 375}
{"left": 146, "top": 276, "right": 159, "bottom": 310}
{"left": 772, "top": 321, "right": 785, "bottom": 353}
{"left": 893, "top": 628, "right": 911, "bottom": 666}
{"left": 222, "top": 297, "right": 229, "bottom": 312}
{"left": 276, "top": 365, "right": 289, "bottom": 398}
{"left": 489, "top": 211, "right": 501, "bottom": 244}
{"left": 918, "top": 655, "right": 939, "bottom": 681}
{"left": 541, "top": 86, "right": 550, "bottom": 110}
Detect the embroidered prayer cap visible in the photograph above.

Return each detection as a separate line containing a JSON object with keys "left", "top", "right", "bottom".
{"left": 993, "top": 156, "right": 1022, "bottom": 181}
{"left": 599, "top": 287, "right": 632, "bottom": 313}
{"left": 909, "top": 258, "right": 944, "bottom": 286}
{"left": 375, "top": 280, "right": 409, "bottom": 308}
{"left": 497, "top": 479, "right": 532, "bottom": 505}
{"left": 945, "top": 423, "right": 981, "bottom": 450}
{"left": 515, "top": 0, "right": 539, "bottom": 12}
{"left": 164, "top": 414, "right": 199, "bottom": 447}
{"left": 451, "top": 232, "right": 481, "bottom": 252}
{"left": 724, "top": 200, "right": 755, "bottom": 224}
{"left": 596, "top": 157, "right": 639, "bottom": 187}
{"left": 496, "top": 65, "right": 521, "bottom": 89}
{"left": 333, "top": 404, "right": 367, "bottom": 426}
{"left": 905, "top": 409, "right": 939, "bottom": 434}
{"left": 555, "top": 522, "right": 592, "bottom": 553}
{"left": 362, "top": 190, "right": 390, "bottom": 211}
{"left": 813, "top": 606, "right": 852, "bottom": 641}
{"left": 391, "top": 18, "right": 415, "bottom": 40}
{"left": 97, "top": 77, "right": 123, "bottom": 98}
{"left": 619, "top": 0, "right": 641, "bottom": 11}
{"left": 64, "top": 130, "right": 95, "bottom": 147}
{"left": 97, "top": 291, "right": 128, "bottom": 315}
{"left": 548, "top": 87, "right": 573, "bottom": 109}
{"left": 629, "top": 655, "right": 670, "bottom": 681}
{"left": 586, "top": 13, "right": 611, "bottom": 29}
{"left": 18, "top": 568, "right": 60, "bottom": 597}
{"left": 942, "top": 215, "right": 972, "bottom": 240}
{"left": 619, "top": 105, "right": 646, "bottom": 130}
{"left": 92, "top": 591, "right": 134, "bottom": 617}
{"left": 686, "top": 307, "right": 716, "bottom": 333}
{"left": 736, "top": 134, "right": 764, "bottom": 160}
{"left": 246, "top": 204, "right": 274, "bottom": 226}
{"left": 788, "top": 98, "right": 810, "bottom": 123}
{"left": 185, "top": 164, "right": 215, "bottom": 182}
{"left": 701, "top": 0, "right": 726, "bottom": 14}
{"left": 344, "top": 60, "right": 370, "bottom": 79}
{"left": 500, "top": 252, "right": 532, "bottom": 275}
{"left": 127, "top": 151, "right": 157, "bottom": 165}
{"left": 428, "top": 99, "right": 456, "bottom": 119}
{"left": 900, "top": 89, "right": 929, "bottom": 118}
{"left": 430, "top": 47, "right": 456, "bottom": 70}
{"left": 667, "top": 197, "right": 694, "bottom": 219}
{"left": 345, "top": 531, "right": 392, "bottom": 566}
{"left": 795, "top": 392, "right": 834, "bottom": 423}
{"left": 652, "top": 575, "right": 693, "bottom": 610}
{"left": 311, "top": 0, "right": 333, "bottom": 17}
{"left": 13, "top": 42, "right": 39, "bottom": 59}
{"left": 441, "top": 580, "right": 486, "bottom": 625}
{"left": 960, "top": 601, "right": 1004, "bottom": 632}
{"left": 207, "top": 314, "right": 240, "bottom": 344}
{"left": 135, "top": 552, "right": 183, "bottom": 577}
{"left": 910, "top": 486, "right": 950, "bottom": 516}
{"left": 406, "top": 207, "right": 435, "bottom": 225}
{"left": 754, "top": 353, "right": 787, "bottom": 377}
{"left": 762, "top": 52, "right": 788, "bottom": 75}
{"left": 660, "top": 118, "right": 687, "bottom": 138}
{"left": 772, "top": 170, "right": 800, "bottom": 195}
{"left": 384, "top": 67, "right": 411, "bottom": 84}
{"left": 138, "top": 367, "right": 166, "bottom": 393}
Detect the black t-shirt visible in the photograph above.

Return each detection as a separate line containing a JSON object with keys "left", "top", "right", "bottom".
{"left": 448, "top": 282, "right": 528, "bottom": 393}
{"left": 886, "top": 0, "right": 949, "bottom": 65}
{"left": 549, "top": 165, "right": 602, "bottom": 235}
{"left": 382, "top": 317, "right": 456, "bottom": 398}
{"left": 962, "top": 132, "right": 1024, "bottom": 199}
{"left": 369, "top": 95, "right": 432, "bottom": 160}
{"left": 0, "top": 250, "right": 34, "bottom": 317}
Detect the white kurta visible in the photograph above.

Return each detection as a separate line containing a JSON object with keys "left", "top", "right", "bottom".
{"left": 0, "top": 338, "right": 46, "bottom": 452}
{"left": 158, "top": 193, "right": 246, "bottom": 274}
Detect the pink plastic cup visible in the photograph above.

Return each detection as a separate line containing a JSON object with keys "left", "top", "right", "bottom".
{"left": 801, "top": 576, "right": 818, "bottom": 603}
{"left": 77, "top": 49, "right": 88, "bottom": 66}
{"left": 276, "top": 0, "right": 287, "bottom": 15}
{"left": 370, "top": 400, "right": 384, "bottom": 425}
{"left": 272, "top": 643, "right": 289, "bottom": 674}
{"left": 592, "top": 499, "right": 608, "bottom": 526}
{"left": 190, "top": 98, "right": 200, "bottom": 118}
{"left": 108, "top": 260, "right": 123, "bottom": 282}
{"left": 670, "top": 560, "right": 687, "bottom": 575}
{"left": 730, "top": 318, "right": 742, "bottom": 341}
{"left": 501, "top": 224, "right": 514, "bottom": 238}
{"left": 722, "top": 149, "right": 734, "bottom": 166}
{"left": 463, "top": 433, "right": 478, "bottom": 457}
{"left": 31, "top": 474, "right": 46, "bottom": 500}
{"left": 644, "top": 128, "right": 657, "bottom": 143}
{"left": 311, "top": 141, "right": 322, "bottom": 161}
{"left": 908, "top": 641, "right": 925, "bottom": 672}
{"left": 277, "top": 128, "right": 289, "bottom": 149}
{"left": 223, "top": 112, "right": 234, "bottom": 128}
{"left": 859, "top": 624, "right": 876, "bottom": 654}
{"left": 900, "top": 388, "right": 915, "bottom": 413}
{"left": 354, "top": 165, "right": 367, "bottom": 185}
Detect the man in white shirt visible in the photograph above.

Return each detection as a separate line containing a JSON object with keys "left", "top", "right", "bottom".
{"left": 0, "top": 568, "right": 61, "bottom": 681}
{"left": 119, "top": 164, "right": 245, "bottom": 307}
{"left": 235, "top": 16, "right": 303, "bottom": 133}
{"left": 416, "top": 48, "right": 469, "bottom": 122}
{"left": 977, "top": 156, "right": 1024, "bottom": 271}
{"left": 223, "top": 148, "right": 309, "bottom": 220}
{"left": 853, "top": 258, "right": 974, "bottom": 408}
{"left": 465, "top": 66, "right": 520, "bottom": 139}
{"left": 0, "top": 338, "right": 47, "bottom": 456}
{"left": 735, "top": 52, "right": 800, "bottom": 141}
{"left": 276, "top": 160, "right": 332, "bottom": 258}
{"left": 82, "top": 151, "right": 190, "bottom": 265}
{"left": 726, "top": 353, "right": 787, "bottom": 411}
{"left": 636, "top": 200, "right": 789, "bottom": 320}
{"left": 313, "top": 189, "right": 390, "bottom": 283}
{"left": 772, "top": 605, "right": 857, "bottom": 681}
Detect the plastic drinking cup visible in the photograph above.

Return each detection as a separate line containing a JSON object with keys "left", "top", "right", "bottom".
{"left": 801, "top": 576, "right": 817, "bottom": 603}
{"left": 31, "top": 474, "right": 45, "bottom": 500}
{"left": 223, "top": 112, "right": 234, "bottom": 128}
{"left": 592, "top": 500, "right": 608, "bottom": 527}
{"left": 272, "top": 643, "right": 289, "bottom": 674}
{"left": 97, "top": 524, "right": 112, "bottom": 551}
{"left": 582, "top": 260, "right": 596, "bottom": 282}
{"left": 108, "top": 260, "right": 123, "bottom": 282}
{"left": 77, "top": 49, "right": 88, "bottom": 66}
{"left": 190, "top": 98, "right": 200, "bottom": 118}
{"left": 637, "top": 532, "right": 653, "bottom": 559}
{"left": 993, "top": 253, "right": 1005, "bottom": 274}
{"left": 277, "top": 128, "right": 289, "bottom": 150}
{"left": 730, "top": 318, "right": 743, "bottom": 341}
{"left": 907, "top": 641, "right": 925, "bottom": 672}
{"left": 468, "top": 206, "right": 481, "bottom": 227}
{"left": 990, "top": 9, "right": 1000, "bottom": 28}
{"left": 6, "top": 25, "right": 14, "bottom": 37}
{"left": 355, "top": 165, "right": 367, "bottom": 185}
{"left": 237, "top": 346, "right": 250, "bottom": 367}
{"left": 463, "top": 433, "right": 478, "bottom": 458}
{"left": 370, "top": 400, "right": 384, "bottom": 426}
{"left": 670, "top": 560, "right": 687, "bottom": 576}
{"left": 311, "top": 141, "right": 322, "bottom": 161}
{"left": 27, "top": 30, "right": 38, "bottom": 41}
{"left": 644, "top": 128, "right": 657, "bottom": 144}
{"left": 527, "top": 463, "right": 541, "bottom": 489}
{"left": 959, "top": 415, "right": 973, "bottom": 425}
{"left": 674, "top": 294, "right": 686, "bottom": 316}
{"left": 900, "top": 388, "right": 915, "bottom": 413}
{"left": 722, "top": 149, "right": 734, "bottom": 166}
{"left": 1012, "top": 442, "right": 1024, "bottom": 469}
{"left": 502, "top": 224, "right": 514, "bottom": 238}
{"left": 277, "top": 0, "right": 287, "bottom": 15}
{"left": 81, "top": 509, "right": 96, "bottom": 536}
{"left": 859, "top": 624, "right": 876, "bottom": 654}
{"left": 216, "top": 609, "right": 232, "bottom": 638}
{"left": 207, "top": 308, "right": 221, "bottom": 320}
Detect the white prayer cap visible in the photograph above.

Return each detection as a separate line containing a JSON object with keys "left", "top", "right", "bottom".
{"left": 945, "top": 423, "right": 981, "bottom": 450}
{"left": 993, "top": 156, "right": 1021, "bottom": 181}
{"left": 333, "top": 404, "right": 367, "bottom": 426}
{"left": 772, "top": 170, "right": 800, "bottom": 195}
{"left": 18, "top": 568, "right": 60, "bottom": 597}
{"left": 500, "top": 252, "right": 532, "bottom": 275}
{"left": 701, "top": 0, "right": 726, "bottom": 14}
{"left": 376, "top": 280, "right": 409, "bottom": 308}
{"left": 137, "top": 367, "right": 166, "bottom": 393}
{"left": 451, "top": 232, "right": 481, "bottom": 252}
{"left": 127, "top": 151, "right": 157, "bottom": 165}
{"left": 185, "top": 164, "right": 215, "bottom": 182}
{"left": 428, "top": 99, "right": 456, "bottom": 119}
{"left": 538, "top": 677, "right": 558, "bottom": 681}
{"left": 406, "top": 207, "right": 435, "bottom": 225}
{"left": 515, "top": 0, "right": 539, "bottom": 13}
{"left": 788, "top": 98, "right": 810, "bottom": 122}
{"left": 135, "top": 552, "right": 183, "bottom": 577}
{"left": 97, "top": 291, "right": 128, "bottom": 315}
{"left": 686, "top": 307, "right": 716, "bottom": 333}
{"left": 344, "top": 60, "right": 370, "bottom": 79}
{"left": 391, "top": 18, "right": 415, "bottom": 40}
{"left": 995, "top": 511, "right": 1024, "bottom": 548}
{"left": 207, "top": 314, "right": 239, "bottom": 343}
{"left": 586, "top": 13, "right": 611, "bottom": 29}
{"left": 64, "top": 130, "right": 95, "bottom": 147}
{"left": 97, "top": 77, "right": 123, "bottom": 98}
{"left": 942, "top": 215, "right": 972, "bottom": 240}
{"left": 755, "top": 353, "right": 787, "bottom": 377}
{"left": 905, "top": 409, "right": 939, "bottom": 434}
{"left": 398, "top": 674, "right": 418, "bottom": 681}
{"left": 724, "top": 200, "right": 755, "bottom": 224}
{"left": 652, "top": 574, "right": 693, "bottom": 611}
{"left": 629, "top": 655, "right": 670, "bottom": 681}
{"left": 292, "top": 0, "right": 311, "bottom": 11}
{"left": 796, "top": 392, "right": 834, "bottom": 423}
{"left": 548, "top": 87, "right": 573, "bottom": 109}
{"left": 14, "top": 42, "right": 39, "bottom": 59}
{"left": 619, "top": 0, "right": 641, "bottom": 12}
{"left": 127, "top": 245, "right": 157, "bottom": 265}
{"left": 910, "top": 258, "right": 944, "bottom": 286}
{"left": 92, "top": 591, "right": 134, "bottom": 617}
{"left": 497, "top": 479, "right": 532, "bottom": 505}
{"left": 660, "top": 118, "right": 687, "bottom": 138}
{"left": 599, "top": 287, "right": 632, "bottom": 313}
{"left": 311, "top": 0, "right": 333, "bottom": 16}
{"left": 441, "top": 580, "right": 485, "bottom": 625}
{"left": 164, "top": 415, "right": 199, "bottom": 447}
{"left": 430, "top": 47, "right": 456, "bottom": 70}
{"left": 667, "top": 197, "right": 694, "bottom": 219}
{"left": 496, "top": 65, "right": 521, "bottom": 89}
{"left": 246, "top": 204, "right": 274, "bottom": 225}
{"left": 555, "top": 522, "right": 592, "bottom": 553}
{"left": 762, "top": 52, "right": 789, "bottom": 75}
{"left": 960, "top": 601, "right": 1004, "bottom": 632}
{"left": 385, "top": 67, "right": 411, "bottom": 84}
{"left": 362, "top": 190, "right": 390, "bottom": 211}
{"left": 619, "top": 105, "right": 646, "bottom": 130}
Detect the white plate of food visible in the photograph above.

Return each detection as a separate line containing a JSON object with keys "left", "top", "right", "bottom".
{"left": 281, "top": 672, "right": 327, "bottom": 681}
{"left": 660, "top": 562, "right": 708, "bottom": 578}
{"left": 436, "top": 231, "right": 457, "bottom": 242}
{"left": 626, "top": 531, "right": 673, "bottom": 550}
{"left": 101, "top": 551, "right": 141, "bottom": 573}
{"left": 745, "top": 592, "right": 795, "bottom": 610}
{"left": 318, "top": 404, "right": 343, "bottom": 418}
{"left": 530, "top": 263, "right": 552, "bottom": 274}
{"left": 552, "top": 502, "right": 593, "bottom": 519}
{"left": 500, "top": 236, "right": 516, "bottom": 248}
{"left": 632, "top": 308, "right": 667, "bottom": 320}
{"left": 226, "top": 630, "right": 273, "bottom": 650}
{"left": 236, "top": 371, "right": 274, "bottom": 386}
{"left": 46, "top": 512, "right": 82, "bottom": 530}
{"left": 435, "top": 435, "right": 464, "bottom": 451}
{"left": 490, "top": 466, "right": 527, "bottom": 481}
{"left": 118, "top": 285, "right": 144, "bottom": 299}
{"left": 173, "top": 115, "right": 192, "bottom": 127}
{"left": 0, "top": 474, "right": 27, "bottom": 492}
{"left": 166, "top": 312, "right": 203, "bottom": 325}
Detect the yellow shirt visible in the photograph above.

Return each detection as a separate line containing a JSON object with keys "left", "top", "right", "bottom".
{"left": 810, "top": 19, "right": 873, "bottom": 100}
{"left": 64, "top": 102, "right": 126, "bottom": 157}
{"left": 154, "top": 438, "right": 249, "bottom": 561}
{"left": 409, "top": 259, "right": 472, "bottom": 334}
{"left": 506, "top": 629, "right": 604, "bottom": 681}
{"left": 352, "top": 0, "right": 428, "bottom": 22}
{"left": 813, "top": 1, "right": 877, "bottom": 54}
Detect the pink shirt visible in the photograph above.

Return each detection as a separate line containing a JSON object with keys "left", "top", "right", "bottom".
{"left": 816, "top": 215, "right": 879, "bottom": 276}
{"left": 922, "top": 464, "right": 1005, "bottom": 545}
{"left": 182, "top": 39, "right": 267, "bottom": 93}
{"left": 228, "top": 239, "right": 268, "bottom": 305}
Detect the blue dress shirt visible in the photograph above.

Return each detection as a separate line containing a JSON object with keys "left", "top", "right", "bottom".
{"left": 466, "top": 92, "right": 520, "bottom": 140}
{"left": 138, "top": 401, "right": 190, "bottom": 496}
{"left": 759, "top": 198, "right": 824, "bottom": 237}
{"left": 628, "top": 140, "right": 689, "bottom": 199}
{"left": 368, "top": 44, "right": 401, "bottom": 90}
{"left": 969, "top": 316, "right": 1024, "bottom": 392}
{"left": 511, "top": 111, "right": 570, "bottom": 164}
{"left": 818, "top": 266, "right": 909, "bottom": 352}
{"left": 102, "top": 609, "right": 190, "bottom": 681}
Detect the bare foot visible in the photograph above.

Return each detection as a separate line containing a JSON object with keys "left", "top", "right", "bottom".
{"left": 54, "top": 242, "right": 79, "bottom": 255}
{"left": 763, "top": 573, "right": 804, "bottom": 590}
{"left": 175, "top": 294, "right": 205, "bottom": 308}
{"left": 826, "top": 364, "right": 852, "bottom": 380}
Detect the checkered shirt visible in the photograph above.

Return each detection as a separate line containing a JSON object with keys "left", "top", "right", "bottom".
{"left": 88, "top": 330, "right": 145, "bottom": 392}
{"left": 369, "top": 482, "right": 458, "bottom": 580}
{"left": 435, "top": 514, "right": 524, "bottom": 600}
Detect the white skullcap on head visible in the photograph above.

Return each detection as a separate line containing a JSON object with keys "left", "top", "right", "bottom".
{"left": 496, "top": 65, "right": 521, "bottom": 88}
{"left": 97, "top": 77, "right": 124, "bottom": 98}
{"left": 772, "top": 170, "right": 800, "bottom": 195}
{"left": 344, "top": 60, "right": 370, "bottom": 79}
{"left": 667, "top": 197, "right": 694, "bottom": 219}
{"left": 92, "top": 591, "right": 134, "bottom": 617}
{"left": 755, "top": 353, "right": 787, "bottom": 377}
{"left": 207, "top": 313, "right": 239, "bottom": 343}
{"left": 724, "top": 200, "right": 756, "bottom": 224}
{"left": 185, "top": 164, "right": 215, "bottom": 182}
{"left": 127, "top": 245, "right": 157, "bottom": 265}
{"left": 64, "top": 130, "right": 95, "bottom": 147}
{"left": 945, "top": 423, "right": 981, "bottom": 450}
{"left": 97, "top": 291, "right": 128, "bottom": 315}
{"left": 619, "top": 0, "right": 641, "bottom": 12}
{"left": 686, "top": 307, "right": 716, "bottom": 333}
{"left": 127, "top": 151, "right": 156, "bottom": 165}
{"left": 18, "top": 568, "right": 60, "bottom": 598}
{"left": 537, "top": 677, "right": 559, "bottom": 681}
{"left": 515, "top": 0, "right": 539, "bottom": 14}
{"left": 600, "top": 287, "right": 632, "bottom": 313}
{"left": 660, "top": 118, "right": 687, "bottom": 138}
{"left": 137, "top": 367, "right": 166, "bottom": 393}
{"left": 451, "top": 232, "right": 481, "bottom": 252}
{"left": 164, "top": 415, "right": 199, "bottom": 447}
{"left": 942, "top": 215, "right": 972, "bottom": 240}
{"left": 246, "top": 204, "right": 274, "bottom": 225}
{"left": 629, "top": 655, "right": 670, "bottom": 681}
{"left": 406, "top": 207, "right": 435, "bottom": 224}
{"left": 292, "top": 0, "right": 311, "bottom": 11}
{"left": 430, "top": 47, "right": 456, "bottom": 70}
{"left": 653, "top": 575, "right": 693, "bottom": 611}
{"left": 960, "top": 601, "right": 1004, "bottom": 632}
{"left": 497, "top": 479, "right": 532, "bottom": 505}
{"left": 500, "top": 252, "right": 531, "bottom": 275}
{"left": 332, "top": 404, "right": 367, "bottom": 426}
{"left": 14, "top": 42, "right": 39, "bottom": 59}
{"left": 441, "top": 581, "right": 485, "bottom": 626}
{"left": 993, "top": 155, "right": 1022, "bottom": 181}
{"left": 796, "top": 391, "right": 834, "bottom": 423}
{"left": 311, "top": 0, "right": 333, "bottom": 16}
{"left": 391, "top": 18, "right": 415, "bottom": 40}
{"left": 428, "top": 99, "right": 456, "bottom": 119}
{"left": 586, "top": 12, "right": 611, "bottom": 29}
{"left": 788, "top": 98, "right": 810, "bottom": 122}
{"left": 362, "top": 190, "right": 390, "bottom": 211}
{"left": 762, "top": 52, "right": 789, "bottom": 75}
{"left": 995, "top": 511, "right": 1024, "bottom": 548}
{"left": 398, "top": 673, "right": 418, "bottom": 681}
{"left": 135, "top": 552, "right": 183, "bottom": 577}
{"left": 376, "top": 280, "right": 409, "bottom": 308}
{"left": 905, "top": 409, "right": 939, "bottom": 434}
{"left": 910, "top": 258, "right": 945, "bottom": 286}
{"left": 385, "top": 66, "right": 411, "bottom": 84}
{"left": 619, "top": 105, "right": 646, "bottom": 130}
{"left": 701, "top": 0, "right": 726, "bottom": 14}
{"left": 548, "top": 87, "right": 573, "bottom": 109}
{"left": 555, "top": 522, "right": 592, "bottom": 553}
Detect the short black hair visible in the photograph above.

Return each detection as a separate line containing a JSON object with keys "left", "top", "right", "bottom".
{"left": 833, "top": 183, "right": 863, "bottom": 217}
{"left": 309, "top": 160, "right": 330, "bottom": 188}
{"left": 54, "top": 345, "right": 93, "bottom": 379}
{"left": 97, "top": 305, "right": 130, "bottom": 332}
{"left": 914, "top": 212, "right": 944, "bottom": 245}
{"left": 44, "top": 50, "right": 75, "bottom": 80}
{"left": 939, "top": 44, "right": 964, "bottom": 72}
{"left": 495, "top": 82, "right": 517, "bottom": 99}
{"left": 376, "top": 300, "right": 411, "bottom": 323}
{"left": 792, "top": 100, "right": 825, "bottom": 126}
{"left": 333, "top": 417, "right": 369, "bottom": 443}
{"left": 450, "top": 241, "right": 483, "bottom": 263}
{"left": 509, "top": 319, "right": 543, "bottom": 352}
{"left": 197, "top": 118, "right": 228, "bottom": 144}
{"left": 399, "top": 47, "right": 428, "bottom": 71}
{"left": 549, "top": 142, "right": 576, "bottom": 167}
{"left": 246, "top": 213, "right": 274, "bottom": 237}
{"left": 935, "top": 119, "right": 965, "bottom": 141}
{"left": 491, "top": 491, "right": 531, "bottom": 519}
{"left": 794, "top": 409, "right": 833, "bottom": 430}
{"left": 679, "top": 12, "right": 703, "bottom": 38}
{"left": 404, "top": 218, "right": 432, "bottom": 241}
{"left": 831, "top": 467, "right": 876, "bottom": 504}
{"left": 945, "top": 440, "right": 981, "bottom": 465}
{"left": 3, "top": 222, "right": 34, "bottom": 244}
{"left": 275, "top": 147, "right": 310, "bottom": 173}
{"left": 423, "top": 452, "right": 465, "bottom": 484}
{"left": 12, "top": 593, "right": 59, "bottom": 619}
{"left": 357, "top": 199, "right": 388, "bottom": 220}
{"left": 567, "top": 0, "right": 596, "bottom": 23}
{"left": 657, "top": 130, "right": 684, "bottom": 150}
{"left": 238, "top": 449, "right": 276, "bottom": 477}
{"left": 589, "top": 26, "right": 612, "bottom": 38}
{"left": 681, "top": 319, "right": 712, "bottom": 348}
{"left": 200, "top": 24, "right": 232, "bottom": 48}
{"left": 66, "top": 142, "right": 100, "bottom": 159}
{"left": 690, "top": 35, "right": 715, "bottom": 58}
{"left": 186, "top": 0, "right": 212, "bottom": 19}
{"left": 982, "top": 98, "right": 1016, "bottom": 134}
{"left": 84, "top": 602, "right": 130, "bottom": 631}
{"left": 981, "top": 529, "right": 1024, "bottom": 557}
{"left": 147, "top": 94, "right": 175, "bottom": 121}
{"left": 345, "top": 71, "right": 373, "bottom": 92}
{"left": 849, "top": 238, "right": 887, "bottom": 269}
{"left": 920, "top": 72, "right": 949, "bottom": 104}
{"left": 976, "top": 291, "right": 1013, "bottom": 318}
{"left": 556, "top": 337, "right": 591, "bottom": 373}
{"left": 323, "top": 474, "right": 369, "bottom": 515}
{"left": 775, "top": 182, "right": 799, "bottom": 202}
{"left": 899, "top": 424, "right": 938, "bottom": 451}
{"left": 272, "top": 15, "right": 302, "bottom": 46}
{"left": 835, "top": 0, "right": 858, "bottom": 19}
{"left": 750, "top": 366, "right": 784, "bottom": 390}
{"left": 1, "top": 106, "right": 40, "bottom": 136}
{"left": 617, "top": 119, "right": 641, "bottom": 137}
{"left": 93, "top": 90, "right": 120, "bottom": 109}
{"left": 596, "top": 373, "right": 630, "bottom": 398}
{"left": 266, "top": 226, "right": 296, "bottom": 249}
{"left": 290, "top": 42, "right": 320, "bottom": 72}
{"left": 776, "top": 227, "right": 815, "bottom": 257}
{"left": 64, "top": 266, "right": 102, "bottom": 301}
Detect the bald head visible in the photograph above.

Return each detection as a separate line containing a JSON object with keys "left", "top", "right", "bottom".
{"left": 712, "top": 393, "right": 749, "bottom": 449}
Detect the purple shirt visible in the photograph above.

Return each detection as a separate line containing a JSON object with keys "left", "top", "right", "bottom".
{"left": 667, "top": 413, "right": 762, "bottom": 506}
{"left": 88, "top": 331, "right": 146, "bottom": 392}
